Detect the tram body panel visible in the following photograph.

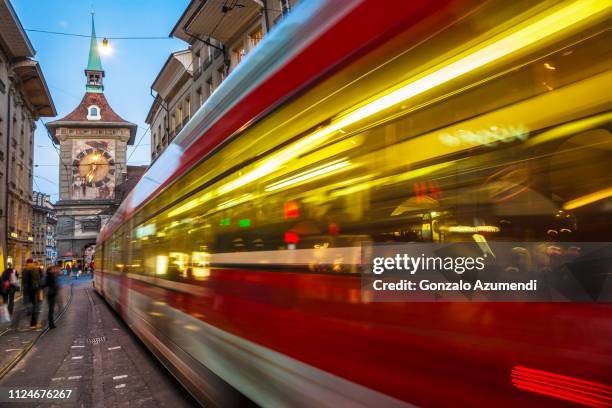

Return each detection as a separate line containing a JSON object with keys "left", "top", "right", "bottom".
{"left": 95, "top": 0, "right": 612, "bottom": 406}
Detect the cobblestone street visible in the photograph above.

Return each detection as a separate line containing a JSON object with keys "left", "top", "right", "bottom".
{"left": 0, "top": 278, "right": 198, "bottom": 407}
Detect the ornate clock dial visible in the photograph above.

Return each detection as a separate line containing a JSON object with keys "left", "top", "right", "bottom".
{"left": 72, "top": 148, "right": 115, "bottom": 187}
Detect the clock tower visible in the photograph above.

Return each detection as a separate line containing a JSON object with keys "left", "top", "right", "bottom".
{"left": 46, "top": 14, "right": 137, "bottom": 262}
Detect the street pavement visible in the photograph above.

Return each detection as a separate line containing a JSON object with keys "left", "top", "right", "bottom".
{"left": 0, "top": 277, "right": 199, "bottom": 407}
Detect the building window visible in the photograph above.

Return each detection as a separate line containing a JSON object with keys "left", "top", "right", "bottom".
{"left": 233, "top": 43, "right": 246, "bottom": 65}
{"left": 206, "top": 78, "right": 213, "bottom": 96}
{"left": 218, "top": 66, "right": 225, "bottom": 84}
{"left": 87, "top": 105, "right": 101, "bottom": 120}
{"left": 249, "top": 27, "right": 263, "bottom": 49}
{"left": 196, "top": 87, "right": 203, "bottom": 107}
{"left": 185, "top": 97, "right": 191, "bottom": 122}
{"left": 81, "top": 217, "right": 101, "bottom": 233}
{"left": 170, "top": 113, "right": 176, "bottom": 135}
{"left": 280, "top": 0, "right": 290, "bottom": 15}
{"left": 88, "top": 73, "right": 102, "bottom": 86}
{"left": 195, "top": 51, "right": 201, "bottom": 70}
{"left": 177, "top": 103, "right": 183, "bottom": 128}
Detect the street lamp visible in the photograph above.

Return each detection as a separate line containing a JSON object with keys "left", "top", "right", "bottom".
{"left": 100, "top": 37, "right": 112, "bottom": 55}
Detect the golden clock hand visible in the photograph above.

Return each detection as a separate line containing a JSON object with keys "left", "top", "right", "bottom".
{"left": 86, "top": 162, "right": 97, "bottom": 183}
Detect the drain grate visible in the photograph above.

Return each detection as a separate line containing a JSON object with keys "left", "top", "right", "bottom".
{"left": 87, "top": 336, "right": 106, "bottom": 344}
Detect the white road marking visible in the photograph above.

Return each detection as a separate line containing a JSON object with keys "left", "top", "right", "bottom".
{"left": 71, "top": 345, "right": 85, "bottom": 348}
{"left": 5, "top": 349, "right": 21, "bottom": 352}
{"left": 72, "top": 356, "right": 83, "bottom": 360}
{"left": 113, "top": 375, "right": 128, "bottom": 380}
{"left": 68, "top": 376, "right": 82, "bottom": 380}
{"left": 115, "top": 383, "right": 126, "bottom": 389}
{"left": 112, "top": 328, "right": 119, "bottom": 331}
{"left": 51, "top": 377, "right": 64, "bottom": 381}
{"left": 108, "top": 346, "right": 121, "bottom": 350}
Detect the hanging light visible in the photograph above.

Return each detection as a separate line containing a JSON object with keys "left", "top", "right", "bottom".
{"left": 99, "top": 38, "right": 112, "bottom": 56}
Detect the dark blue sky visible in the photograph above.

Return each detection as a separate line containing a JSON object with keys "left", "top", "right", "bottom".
{"left": 11, "top": 0, "right": 190, "bottom": 200}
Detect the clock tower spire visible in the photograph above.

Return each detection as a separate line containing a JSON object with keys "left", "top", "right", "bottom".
{"left": 45, "top": 12, "right": 136, "bottom": 263}
{"left": 85, "top": 12, "right": 104, "bottom": 93}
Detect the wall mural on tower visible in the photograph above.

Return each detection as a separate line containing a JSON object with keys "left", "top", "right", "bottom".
{"left": 71, "top": 139, "right": 116, "bottom": 200}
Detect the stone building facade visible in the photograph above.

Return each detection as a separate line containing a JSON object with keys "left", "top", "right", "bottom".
{"left": 31, "top": 191, "right": 56, "bottom": 267}
{"left": 0, "top": 0, "right": 56, "bottom": 270}
{"left": 45, "top": 16, "right": 136, "bottom": 262}
{"left": 146, "top": 50, "right": 192, "bottom": 162}
{"left": 147, "top": 0, "right": 298, "bottom": 162}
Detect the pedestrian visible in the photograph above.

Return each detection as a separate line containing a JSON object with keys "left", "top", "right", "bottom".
{"left": 38, "top": 264, "right": 45, "bottom": 287}
{"left": 1, "top": 263, "right": 19, "bottom": 315}
{"left": 44, "top": 264, "right": 60, "bottom": 329}
{"left": 71, "top": 262, "right": 79, "bottom": 280}
{"left": 22, "top": 258, "right": 42, "bottom": 329}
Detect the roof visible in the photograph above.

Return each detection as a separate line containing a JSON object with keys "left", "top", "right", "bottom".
{"left": 0, "top": 0, "right": 35, "bottom": 59}
{"left": 150, "top": 50, "right": 192, "bottom": 97}
{"left": 46, "top": 92, "right": 137, "bottom": 143}
{"left": 146, "top": 50, "right": 192, "bottom": 124}
{"left": 12, "top": 58, "right": 56, "bottom": 117}
{"left": 145, "top": 94, "right": 162, "bottom": 125}
{"left": 169, "top": 0, "right": 199, "bottom": 43}
{"left": 170, "top": 0, "right": 261, "bottom": 43}
{"left": 87, "top": 14, "right": 103, "bottom": 72}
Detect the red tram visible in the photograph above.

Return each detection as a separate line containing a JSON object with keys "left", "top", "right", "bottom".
{"left": 95, "top": 0, "right": 612, "bottom": 406}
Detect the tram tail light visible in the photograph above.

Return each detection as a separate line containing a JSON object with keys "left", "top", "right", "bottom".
{"left": 511, "top": 365, "right": 612, "bottom": 407}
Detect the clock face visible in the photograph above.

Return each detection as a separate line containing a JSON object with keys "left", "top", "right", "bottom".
{"left": 72, "top": 148, "right": 115, "bottom": 187}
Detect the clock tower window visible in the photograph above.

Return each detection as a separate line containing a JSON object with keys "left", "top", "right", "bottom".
{"left": 87, "top": 105, "right": 101, "bottom": 120}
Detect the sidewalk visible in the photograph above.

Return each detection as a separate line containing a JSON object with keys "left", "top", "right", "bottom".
{"left": 0, "top": 276, "right": 73, "bottom": 376}
{"left": 0, "top": 277, "right": 198, "bottom": 407}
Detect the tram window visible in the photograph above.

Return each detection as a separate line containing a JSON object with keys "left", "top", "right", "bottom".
{"left": 123, "top": 16, "right": 612, "bottom": 277}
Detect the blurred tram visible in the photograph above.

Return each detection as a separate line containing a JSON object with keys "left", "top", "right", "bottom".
{"left": 95, "top": 0, "right": 612, "bottom": 406}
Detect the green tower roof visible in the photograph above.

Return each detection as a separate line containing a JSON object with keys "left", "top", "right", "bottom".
{"left": 86, "top": 14, "right": 103, "bottom": 72}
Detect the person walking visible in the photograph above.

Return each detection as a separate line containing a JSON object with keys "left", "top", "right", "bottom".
{"left": 71, "top": 262, "right": 79, "bottom": 280}
{"left": 44, "top": 264, "right": 60, "bottom": 329}
{"left": 1, "top": 263, "right": 19, "bottom": 315}
{"left": 22, "top": 259, "right": 42, "bottom": 329}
